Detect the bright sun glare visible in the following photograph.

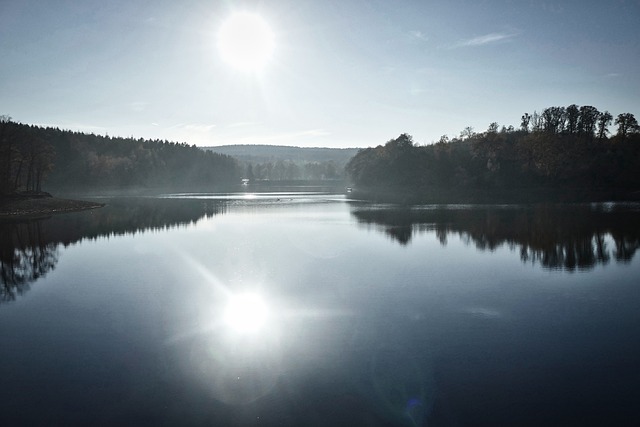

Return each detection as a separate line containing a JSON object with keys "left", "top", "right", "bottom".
{"left": 217, "top": 12, "right": 275, "bottom": 72}
{"left": 224, "top": 292, "right": 269, "bottom": 333}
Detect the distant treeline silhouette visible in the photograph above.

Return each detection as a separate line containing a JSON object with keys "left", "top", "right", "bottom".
{"left": 346, "top": 105, "right": 640, "bottom": 202}
{"left": 205, "top": 144, "right": 358, "bottom": 181}
{"left": 244, "top": 159, "right": 342, "bottom": 181}
{"left": 0, "top": 116, "right": 241, "bottom": 195}
{"left": 351, "top": 204, "right": 640, "bottom": 271}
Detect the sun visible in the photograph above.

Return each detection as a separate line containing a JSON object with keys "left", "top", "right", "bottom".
{"left": 217, "top": 12, "right": 275, "bottom": 72}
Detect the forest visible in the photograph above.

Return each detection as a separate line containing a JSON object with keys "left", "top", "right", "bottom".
{"left": 0, "top": 116, "right": 241, "bottom": 195}
{"left": 346, "top": 105, "right": 640, "bottom": 202}
{"left": 205, "top": 145, "right": 358, "bottom": 181}
{"left": 2, "top": 104, "right": 639, "bottom": 199}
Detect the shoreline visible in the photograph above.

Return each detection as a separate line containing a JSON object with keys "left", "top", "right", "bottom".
{"left": 0, "top": 195, "right": 105, "bottom": 219}
{"left": 346, "top": 187, "right": 640, "bottom": 205}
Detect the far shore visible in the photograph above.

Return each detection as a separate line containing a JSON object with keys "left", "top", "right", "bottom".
{"left": 346, "top": 187, "right": 640, "bottom": 205}
{"left": 0, "top": 193, "right": 105, "bottom": 219}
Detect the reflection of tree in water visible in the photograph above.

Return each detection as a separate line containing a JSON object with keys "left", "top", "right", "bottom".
{"left": 352, "top": 204, "right": 640, "bottom": 271}
{"left": 1, "top": 221, "right": 59, "bottom": 301}
{"left": 1, "top": 198, "right": 228, "bottom": 302}
{"left": 48, "top": 198, "right": 227, "bottom": 243}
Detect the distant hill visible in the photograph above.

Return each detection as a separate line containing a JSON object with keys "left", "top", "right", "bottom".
{"left": 202, "top": 145, "right": 359, "bottom": 166}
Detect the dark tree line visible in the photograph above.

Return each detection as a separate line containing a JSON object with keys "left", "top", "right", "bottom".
{"left": 0, "top": 116, "right": 55, "bottom": 194}
{"left": 346, "top": 106, "right": 640, "bottom": 201}
{"left": 0, "top": 118, "right": 242, "bottom": 195}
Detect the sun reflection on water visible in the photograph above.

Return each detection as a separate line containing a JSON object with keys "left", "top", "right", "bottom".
{"left": 175, "top": 255, "right": 435, "bottom": 420}
{"left": 223, "top": 292, "right": 269, "bottom": 334}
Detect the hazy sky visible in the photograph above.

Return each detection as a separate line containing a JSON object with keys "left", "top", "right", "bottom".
{"left": 1, "top": 0, "right": 639, "bottom": 148}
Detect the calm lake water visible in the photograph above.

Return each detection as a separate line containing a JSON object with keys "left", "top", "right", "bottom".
{"left": 1, "top": 193, "right": 639, "bottom": 426}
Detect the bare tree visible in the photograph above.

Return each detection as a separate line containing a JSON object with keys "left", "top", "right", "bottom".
{"left": 520, "top": 113, "right": 531, "bottom": 132}
{"left": 460, "top": 126, "right": 475, "bottom": 140}
{"left": 542, "top": 106, "right": 566, "bottom": 134}
{"left": 597, "top": 111, "right": 613, "bottom": 141}
{"left": 578, "top": 106, "right": 600, "bottom": 137}
{"left": 565, "top": 104, "right": 580, "bottom": 134}
{"left": 615, "top": 113, "right": 639, "bottom": 139}
{"left": 0, "top": 115, "right": 21, "bottom": 194}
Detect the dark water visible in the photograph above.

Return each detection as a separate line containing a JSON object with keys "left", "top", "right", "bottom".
{"left": 1, "top": 194, "right": 639, "bottom": 426}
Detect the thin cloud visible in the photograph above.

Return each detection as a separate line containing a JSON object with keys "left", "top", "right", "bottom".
{"left": 168, "top": 123, "right": 216, "bottom": 132}
{"left": 409, "top": 30, "right": 428, "bottom": 41}
{"left": 452, "top": 32, "right": 518, "bottom": 48}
